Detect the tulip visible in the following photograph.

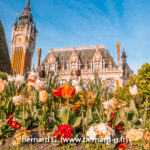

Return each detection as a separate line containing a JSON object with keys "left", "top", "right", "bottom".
{"left": 39, "top": 90, "right": 48, "bottom": 103}
{"left": 62, "top": 83, "right": 75, "bottom": 99}
{"left": 118, "top": 143, "right": 127, "bottom": 150}
{"left": 38, "top": 70, "right": 46, "bottom": 78}
{"left": 0, "top": 79, "right": 5, "bottom": 93}
{"left": 26, "top": 78, "right": 36, "bottom": 83}
{"left": 129, "top": 85, "right": 138, "bottom": 96}
{"left": 52, "top": 87, "right": 63, "bottom": 98}
{"left": 12, "top": 95, "right": 24, "bottom": 106}
{"left": 52, "top": 83, "right": 75, "bottom": 99}
{"left": 76, "top": 70, "right": 81, "bottom": 76}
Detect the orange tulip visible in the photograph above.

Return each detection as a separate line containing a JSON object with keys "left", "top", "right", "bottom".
{"left": 62, "top": 83, "right": 75, "bottom": 99}
{"left": 52, "top": 83, "right": 75, "bottom": 99}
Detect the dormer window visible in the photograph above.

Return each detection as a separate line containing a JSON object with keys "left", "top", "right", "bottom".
{"left": 71, "top": 62, "right": 78, "bottom": 69}
{"left": 48, "top": 51, "right": 56, "bottom": 71}
{"left": 70, "top": 50, "right": 78, "bottom": 70}
{"left": 93, "top": 49, "right": 102, "bottom": 70}
{"left": 50, "top": 64, "right": 55, "bottom": 71}
{"left": 94, "top": 60, "right": 101, "bottom": 68}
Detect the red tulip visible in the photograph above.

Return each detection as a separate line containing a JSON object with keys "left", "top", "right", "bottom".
{"left": 111, "top": 114, "right": 115, "bottom": 118}
{"left": 52, "top": 87, "right": 63, "bottom": 98}
{"left": 26, "top": 79, "right": 36, "bottom": 83}
{"left": 118, "top": 143, "right": 127, "bottom": 150}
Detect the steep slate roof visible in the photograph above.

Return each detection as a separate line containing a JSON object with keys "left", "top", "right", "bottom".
{"left": 0, "top": 21, "right": 12, "bottom": 73}
{"left": 41, "top": 45, "right": 118, "bottom": 68}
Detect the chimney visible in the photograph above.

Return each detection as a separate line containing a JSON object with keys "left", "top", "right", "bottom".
{"left": 117, "top": 42, "right": 121, "bottom": 65}
{"left": 37, "top": 48, "right": 41, "bottom": 68}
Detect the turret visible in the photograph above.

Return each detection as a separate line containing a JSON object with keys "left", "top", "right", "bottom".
{"left": 121, "top": 48, "right": 127, "bottom": 77}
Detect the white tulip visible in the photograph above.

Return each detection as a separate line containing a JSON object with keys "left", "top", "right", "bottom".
{"left": 86, "top": 126, "right": 97, "bottom": 140}
{"left": 12, "top": 95, "right": 24, "bottom": 106}
{"left": 103, "top": 99, "right": 114, "bottom": 109}
{"left": 129, "top": 85, "right": 138, "bottom": 96}
{"left": 7, "top": 75, "right": 15, "bottom": 82}
{"left": 14, "top": 75, "right": 25, "bottom": 87}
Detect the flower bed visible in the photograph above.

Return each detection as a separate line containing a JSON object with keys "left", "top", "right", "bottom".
{"left": 0, "top": 64, "right": 149, "bottom": 150}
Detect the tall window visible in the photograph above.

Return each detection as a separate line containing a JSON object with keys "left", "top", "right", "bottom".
{"left": 50, "top": 64, "right": 55, "bottom": 71}
{"left": 94, "top": 60, "right": 101, "bottom": 69}
{"left": 71, "top": 62, "right": 78, "bottom": 69}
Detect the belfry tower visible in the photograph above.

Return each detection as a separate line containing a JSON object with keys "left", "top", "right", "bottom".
{"left": 11, "top": 0, "right": 37, "bottom": 75}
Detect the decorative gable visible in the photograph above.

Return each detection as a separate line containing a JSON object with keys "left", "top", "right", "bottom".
{"left": 70, "top": 51, "right": 78, "bottom": 62}
{"left": 48, "top": 53, "right": 55, "bottom": 63}
{"left": 93, "top": 50, "right": 101, "bottom": 61}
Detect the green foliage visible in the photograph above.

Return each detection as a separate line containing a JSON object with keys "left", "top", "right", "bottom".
{"left": 0, "top": 72, "right": 7, "bottom": 80}
{"left": 114, "top": 83, "right": 132, "bottom": 102}
{"left": 0, "top": 121, "right": 12, "bottom": 138}
{"left": 113, "top": 99, "right": 150, "bottom": 130}
{"left": 134, "top": 63, "right": 150, "bottom": 97}
{"left": 115, "top": 62, "right": 150, "bottom": 103}
{"left": 53, "top": 106, "right": 81, "bottom": 129}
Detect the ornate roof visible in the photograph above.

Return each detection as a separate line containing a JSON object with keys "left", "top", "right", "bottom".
{"left": 41, "top": 45, "right": 117, "bottom": 69}
{"left": 19, "top": 0, "right": 33, "bottom": 24}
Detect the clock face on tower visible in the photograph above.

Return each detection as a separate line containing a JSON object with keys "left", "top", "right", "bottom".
{"left": 16, "top": 35, "right": 24, "bottom": 44}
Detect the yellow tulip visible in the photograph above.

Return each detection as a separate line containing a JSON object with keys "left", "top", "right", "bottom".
{"left": 39, "top": 90, "right": 48, "bottom": 103}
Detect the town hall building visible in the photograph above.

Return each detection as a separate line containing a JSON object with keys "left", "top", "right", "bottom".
{"left": 39, "top": 43, "right": 133, "bottom": 90}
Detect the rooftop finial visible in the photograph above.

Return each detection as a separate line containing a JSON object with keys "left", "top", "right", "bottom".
{"left": 96, "top": 44, "right": 99, "bottom": 51}
{"left": 50, "top": 48, "right": 53, "bottom": 53}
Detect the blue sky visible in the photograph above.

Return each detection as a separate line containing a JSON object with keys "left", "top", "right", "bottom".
{"left": 0, "top": 0, "right": 150, "bottom": 73}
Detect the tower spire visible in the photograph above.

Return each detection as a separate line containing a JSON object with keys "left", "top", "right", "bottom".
{"left": 25, "top": 0, "right": 31, "bottom": 10}
{"left": 121, "top": 47, "right": 127, "bottom": 58}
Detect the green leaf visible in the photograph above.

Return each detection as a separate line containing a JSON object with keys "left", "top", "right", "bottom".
{"left": 129, "top": 100, "right": 139, "bottom": 117}
{"left": 73, "top": 117, "right": 81, "bottom": 128}
{"left": 132, "top": 139, "right": 146, "bottom": 146}
{"left": 107, "top": 108, "right": 112, "bottom": 122}
{"left": 113, "top": 109, "right": 123, "bottom": 127}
